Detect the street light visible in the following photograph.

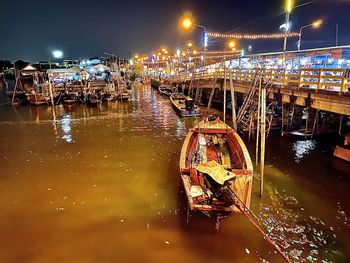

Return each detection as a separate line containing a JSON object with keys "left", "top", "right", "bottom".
{"left": 181, "top": 16, "right": 193, "bottom": 31}
{"left": 283, "top": 0, "right": 294, "bottom": 67}
{"left": 48, "top": 50, "right": 63, "bottom": 107}
{"left": 52, "top": 50, "right": 63, "bottom": 59}
{"left": 227, "top": 40, "right": 236, "bottom": 50}
{"left": 186, "top": 41, "right": 193, "bottom": 48}
{"left": 179, "top": 14, "right": 207, "bottom": 66}
{"left": 298, "top": 19, "right": 323, "bottom": 50}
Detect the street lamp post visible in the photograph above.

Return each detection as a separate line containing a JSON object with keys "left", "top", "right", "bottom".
{"left": 282, "top": 0, "right": 293, "bottom": 67}
{"left": 180, "top": 16, "right": 207, "bottom": 69}
{"left": 48, "top": 50, "right": 63, "bottom": 106}
{"left": 298, "top": 20, "right": 322, "bottom": 51}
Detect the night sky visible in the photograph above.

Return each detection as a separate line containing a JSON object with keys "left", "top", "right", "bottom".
{"left": 0, "top": 0, "right": 349, "bottom": 62}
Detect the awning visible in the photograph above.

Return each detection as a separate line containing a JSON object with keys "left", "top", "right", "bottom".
{"left": 47, "top": 67, "right": 81, "bottom": 74}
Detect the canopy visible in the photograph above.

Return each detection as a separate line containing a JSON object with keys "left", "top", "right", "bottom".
{"left": 90, "top": 64, "right": 111, "bottom": 72}
{"left": 47, "top": 67, "right": 81, "bottom": 74}
{"left": 196, "top": 161, "right": 236, "bottom": 185}
{"left": 22, "top": 65, "right": 37, "bottom": 71}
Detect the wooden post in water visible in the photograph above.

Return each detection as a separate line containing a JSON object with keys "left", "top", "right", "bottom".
{"left": 11, "top": 68, "right": 18, "bottom": 104}
{"left": 223, "top": 58, "right": 227, "bottom": 123}
{"left": 48, "top": 57, "right": 55, "bottom": 106}
{"left": 229, "top": 66, "right": 237, "bottom": 130}
{"left": 305, "top": 107, "right": 309, "bottom": 139}
{"left": 48, "top": 81, "right": 55, "bottom": 106}
{"left": 259, "top": 74, "right": 266, "bottom": 198}
{"left": 256, "top": 71, "right": 262, "bottom": 166}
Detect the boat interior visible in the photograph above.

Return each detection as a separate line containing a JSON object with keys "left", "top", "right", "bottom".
{"left": 182, "top": 129, "right": 252, "bottom": 210}
{"left": 186, "top": 131, "right": 247, "bottom": 171}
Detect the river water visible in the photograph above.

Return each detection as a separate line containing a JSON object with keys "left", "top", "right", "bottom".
{"left": 0, "top": 84, "right": 349, "bottom": 263}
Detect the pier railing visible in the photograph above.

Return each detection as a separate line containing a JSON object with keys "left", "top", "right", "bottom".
{"left": 172, "top": 67, "right": 350, "bottom": 93}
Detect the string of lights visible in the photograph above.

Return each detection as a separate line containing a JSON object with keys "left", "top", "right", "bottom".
{"left": 206, "top": 32, "right": 300, "bottom": 39}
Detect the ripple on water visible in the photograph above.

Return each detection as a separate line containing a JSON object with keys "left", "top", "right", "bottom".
{"left": 259, "top": 189, "right": 343, "bottom": 262}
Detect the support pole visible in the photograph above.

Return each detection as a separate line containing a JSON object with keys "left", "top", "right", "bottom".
{"left": 49, "top": 81, "right": 55, "bottom": 106}
{"left": 281, "top": 102, "right": 284, "bottom": 135}
{"left": 305, "top": 107, "right": 309, "bottom": 139}
{"left": 256, "top": 72, "right": 262, "bottom": 166}
{"left": 48, "top": 57, "right": 55, "bottom": 106}
{"left": 339, "top": 114, "right": 343, "bottom": 136}
{"left": 223, "top": 57, "right": 227, "bottom": 123}
{"left": 229, "top": 67, "right": 237, "bottom": 130}
{"left": 11, "top": 68, "right": 18, "bottom": 103}
{"left": 260, "top": 75, "right": 266, "bottom": 198}
{"left": 312, "top": 110, "right": 318, "bottom": 139}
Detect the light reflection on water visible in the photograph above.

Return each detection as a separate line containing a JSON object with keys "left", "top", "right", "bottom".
{"left": 0, "top": 85, "right": 349, "bottom": 263}
{"left": 60, "top": 114, "right": 74, "bottom": 143}
{"left": 292, "top": 140, "right": 316, "bottom": 163}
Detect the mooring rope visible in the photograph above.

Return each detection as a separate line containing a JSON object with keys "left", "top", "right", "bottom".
{"left": 227, "top": 187, "right": 292, "bottom": 263}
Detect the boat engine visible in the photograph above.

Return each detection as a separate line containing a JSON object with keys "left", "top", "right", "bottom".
{"left": 185, "top": 98, "right": 194, "bottom": 111}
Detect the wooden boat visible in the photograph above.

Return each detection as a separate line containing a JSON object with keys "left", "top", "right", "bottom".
{"left": 11, "top": 93, "right": 29, "bottom": 106}
{"left": 334, "top": 133, "right": 350, "bottom": 162}
{"left": 158, "top": 85, "right": 174, "bottom": 97}
{"left": 116, "top": 91, "right": 131, "bottom": 101}
{"left": 179, "top": 116, "right": 253, "bottom": 228}
{"left": 27, "top": 93, "right": 49, "bottom": 106}
{"left": 62, "top": 92, "right": 78, "bottom": 104}
{"left": 86, "top": 93, "right": 101, "bottom": 107}
{"left": 170, "top": 94, "right": 200, "bottom": 117}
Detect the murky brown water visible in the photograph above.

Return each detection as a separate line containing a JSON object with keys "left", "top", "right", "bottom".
{"left": 0, "top": 85, "right": 349, "bottom": 263}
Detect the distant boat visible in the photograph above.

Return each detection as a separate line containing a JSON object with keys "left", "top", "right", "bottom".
{"left": 27, "top": 93, "right": 49, "bottom": 106}
{"left": 170, "top": 94, "right": 200, "bottom": 117}
{"left": 334, "top": 133, "right": 350, "bottom": 162}
{"left": 116, "top": 91, "right": 131, "bottom": 101}
{"left": 158, "top": 85, "right": 174, "bottom": 97}
{"left": 86, "top": 93, "right": 101, "bottom": 107}
{"left": 62, "top": 92, "right": 78, "bottom": 104}
{"left": 11, "top": 92, "right": 28, "bottom": 106}
{"left": 179, "top": 116, "right": 254, "bottom": 229}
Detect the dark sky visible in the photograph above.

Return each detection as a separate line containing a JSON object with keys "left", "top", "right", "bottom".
{"left": 0, "top": 0, "right": 349, "bottom": 62}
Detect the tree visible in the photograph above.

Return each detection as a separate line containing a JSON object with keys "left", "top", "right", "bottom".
{"left": 0, "top": 60, "right": 13, "bottom": 72}
{"left": 14, "top": 60, "right": 29, "bottom": 70}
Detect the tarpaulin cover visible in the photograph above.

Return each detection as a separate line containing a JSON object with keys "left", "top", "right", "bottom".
{"left": 196, "top": 161, "right": 236, "bottom": 185}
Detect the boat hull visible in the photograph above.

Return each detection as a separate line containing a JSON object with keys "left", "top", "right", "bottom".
{"left": 334, "top": 145, "right": 350, "bottom": 162}
{"left": 27, "top": 94, "right": 49, "bottom": 106}
{"left": 179, "top": 118, "right": 253, "bottom": 222}
{"left": 170, "top": 94, "right": 200, "bottom": 117}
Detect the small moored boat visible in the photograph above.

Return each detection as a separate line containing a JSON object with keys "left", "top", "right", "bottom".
{"left": 158, "top": 85, "right": 174, "bottom": 97}
{"left": 27, "top": 93, "right": 49, "bottom": 106}
{"left": 179, "top": 116, "right": 253, "bottom": 228}
{"left": 170, "top": 94, "right": 200, "bottom": 117}
{"left": 334, "top": 133, "right": 350, "bottom": 162}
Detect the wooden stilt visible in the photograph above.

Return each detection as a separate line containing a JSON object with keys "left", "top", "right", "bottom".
{"left": 339, "top": 114, "right": 343, "bottom": 136}
{"left": 256, "top": 73, "right": 262, "bottom": 166}
{"left": 223, "top": 62, "right": 227, "bottom": 123}
{"left": 281, "top": 102, "right": 284, "bottom": 135}
{"left": 305, "top": 108, "right": 309, "bottom": 139}
{"left": 229, "top": 68, "right": 237, "bottom": 130}
{"left": 260, "top": 75, "right": 266, "bottom": 198}
{"left": 12, "top": 70, "right": 18, "bottom": 103}
{"left": 207, "top": 86, "right": 215, "bottom": 112}
{"left": 312, "top": 110, "right": 318, "bottom": 138}
{"left": 49, "top": 81, "right": 55, "bottom": 106}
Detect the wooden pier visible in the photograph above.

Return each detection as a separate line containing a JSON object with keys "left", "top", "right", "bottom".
{"left": 155, "top": 67, "right": 350, "bottom": 116}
